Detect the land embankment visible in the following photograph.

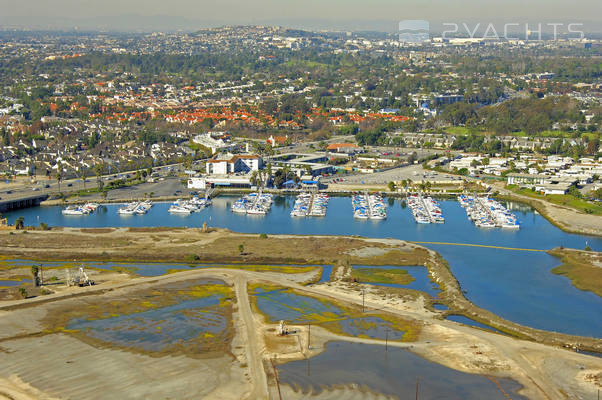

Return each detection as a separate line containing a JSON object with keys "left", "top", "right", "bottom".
{"left": 0, "top": 227, "right": 429, "bottom": 266}
{"left": 496, "top": 188, "right": 602, "bottom": 237}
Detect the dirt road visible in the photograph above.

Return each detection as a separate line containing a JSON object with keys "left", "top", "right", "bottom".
{"left": 235, "top": 275, "right": 269, "bottom": 399}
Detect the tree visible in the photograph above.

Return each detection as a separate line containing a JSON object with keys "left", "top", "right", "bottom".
{"left": 238, "top": 244, "right": 245, "bottom": 255}
{"left": 387, "top": 181, "right": 396, "bottom": 192}
{"left": 31, "top": 265, "right": 40, "bottom": 287}
{"left": 94, "top": 163, "right": 104, "bottom": 191}
{"left": 304, "top": 165, "right": 313, "bottom": 177}
{"left": 55, "top": 161, "right": 63, "bottom": 193}
{"left": 14, "top": 216, "right": 24, "bottom": 230}
{"left": 18, "top": 287, "right": 28, "bottom": 299}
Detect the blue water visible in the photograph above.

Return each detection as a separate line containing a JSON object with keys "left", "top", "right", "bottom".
{"left": 253, "top": 287, "right": 407, "bottom": 339}
{"left": 0, "top": 279, "right": 31, "bottom": 287}
{"left": 5, "top": 196, "right": 602, "bottom": 337}
{"left": 68, "top": 296, "right": 226, "bottom": 351}
{"left": 433, "top": 303, "right": 449, "bottom": 311}
{"left": 446, "top": 315, "right": 504, "bottom": 334}
{"left": 318, "top": 265, "right": 333, "bottom": 283}
{"left": 351, "top": 265, "right": 441, "bottom": 297}
{"left": 252, "top": 287, "right": 346, "bottom": 323}
{"left": 66, "top": 279, "right": 230, "bottom": 352}
{"left": 278, "top": 341, "right": 528, "bottom": 400}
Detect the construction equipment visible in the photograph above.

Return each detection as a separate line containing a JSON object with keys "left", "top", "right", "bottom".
{"left": 66, "top": 266, "right": 95, "bottom": 287}
{"left": 277, "top": 320, "right": 289, "bottom": 336}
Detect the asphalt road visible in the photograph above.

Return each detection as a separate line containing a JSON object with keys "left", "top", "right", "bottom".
{"left": 0, "top": 164, "right": 186, "bottom": 203}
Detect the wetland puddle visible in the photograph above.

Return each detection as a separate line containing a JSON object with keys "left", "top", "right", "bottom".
{"left": 252, "top": 287, "right": 408, "bottom": 340}
{"left": 278, "top": 341, "right": 528, "bottom": 400}
{"left": 58, "top": 279, "right": 234, "bottom": 355}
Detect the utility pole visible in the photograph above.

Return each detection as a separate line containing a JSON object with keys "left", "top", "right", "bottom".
{"left": 362, "top": 289, "right": 365, "bottom": 313}
{"left": 385, "top": 328, "right": 389, "bottom": 352}
{"left": 416, "top": 377, "right": 419, "bottom": 400}
{"left": 307, "top": 323, "right": 311, "bottom": 350}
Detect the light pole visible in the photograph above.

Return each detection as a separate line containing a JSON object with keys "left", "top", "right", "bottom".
{"left": 362, "top": 289, "right": 365, "bottom": 313}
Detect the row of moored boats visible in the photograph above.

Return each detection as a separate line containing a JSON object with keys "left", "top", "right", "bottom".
{"left": 290, "top": 192, "right": 329, "bottom": 217}
{"left": 352, "top": 193, "right": 387, "bottom": 220}
{"left": 458, "top": 195, "right": 520, "bottom": 229}
{"left": 62, "top": 203, "right": 101, "bottom": 215}
{"left": 231, "top": 192, "right": 274, "bottom": 215}
{"left": 118, "top": 201, "right": 154, "bottom": 215}
{"left": 168, "top": 197, "right": 211, "bottom": 214}
{"left": 407, "top": 194, "right": 444, "bottom": 224}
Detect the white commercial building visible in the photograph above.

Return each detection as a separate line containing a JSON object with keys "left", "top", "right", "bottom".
{"left": 205, "top": 154, "right": 264, "bottom": 175}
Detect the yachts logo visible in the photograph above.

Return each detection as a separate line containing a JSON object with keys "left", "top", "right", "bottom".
{"left": 398, "top": 20, "right": 430, "bottom": 43}
{"left": 441, "top": 22, "right": 584, "bottom": 41}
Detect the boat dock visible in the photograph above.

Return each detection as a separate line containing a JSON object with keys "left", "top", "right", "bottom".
{"left": 352, "top": 192, "right": 387, "bottom": 220}
{"left": 458, "top": 195, "right": 519, "bottom": 229}
{"left": 407, "top": 193, "right": 444, "bottom": 224}
{"left": 291, "top": 192, "right": 328, "bottom": 217}
{"left": 231, "top": 191, "right": 273, "bottom": 215}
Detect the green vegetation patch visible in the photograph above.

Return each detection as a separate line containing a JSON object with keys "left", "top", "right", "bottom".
{"left": 549, "top": 249, "right": 602, "bottom": 298}
{"left": 511, "top": 187, "right": 602, "bottom": 215}
{"left": 351, "top": 268, "right": 415, "bottom": 285}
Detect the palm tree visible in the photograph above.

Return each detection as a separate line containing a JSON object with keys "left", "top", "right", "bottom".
{"left": 94, "top": 163, "right": 104, "bottom": 191}
{"left": 14, "top": 216, "right": 24, "bottom": 230}
{"left": 55, "top": 161, "right": 63, "bottom": 193}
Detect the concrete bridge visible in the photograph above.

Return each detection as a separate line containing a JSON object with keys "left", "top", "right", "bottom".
{"left": 0, "top": 194, "right": 49, "bottom": 213}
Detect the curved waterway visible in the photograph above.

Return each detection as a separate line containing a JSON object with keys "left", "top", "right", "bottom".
{"left": 5, "top": 196, "right": 602, "bottom": 337}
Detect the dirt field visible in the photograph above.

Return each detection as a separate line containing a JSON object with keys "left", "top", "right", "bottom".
{"left": 0, "top": 267, "right": 600, "bottom": 400}
{"left": 0, "top": 231, "right": 601, "bottom": 400}
{"left": 0, "top": 227, "right": 427, "bottom": 266}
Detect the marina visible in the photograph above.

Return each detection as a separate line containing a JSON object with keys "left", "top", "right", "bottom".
{"left": 231, "top": 192, "right": 273, "bottom": 215}
{"left": 458, "top": 195, "right": 520, "bottom": 229}
{"left": 290, "top": 192, "right": 329, "bottom": 217}
{"left": 407, "top": 193, "right": 445, "bottom": 224}
{"left": 351, "top": 192, "right": 387, "bottom": 220}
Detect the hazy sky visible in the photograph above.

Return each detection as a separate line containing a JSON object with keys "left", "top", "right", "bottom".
{"left": 1, "top": 0, "right": 600, "bottom": 31}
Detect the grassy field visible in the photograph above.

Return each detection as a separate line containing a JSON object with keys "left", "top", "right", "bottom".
{"left": 549, "top": 248, "right": 602, "bottom": 298}
{"left": 0, "top": 228, "right": 432, "bottom": 267}
{"left": 351, "top": 267, "right": 415, "bottom": 285}
{"left": 511, "top": 187, "right": 602, "bottom": 215}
